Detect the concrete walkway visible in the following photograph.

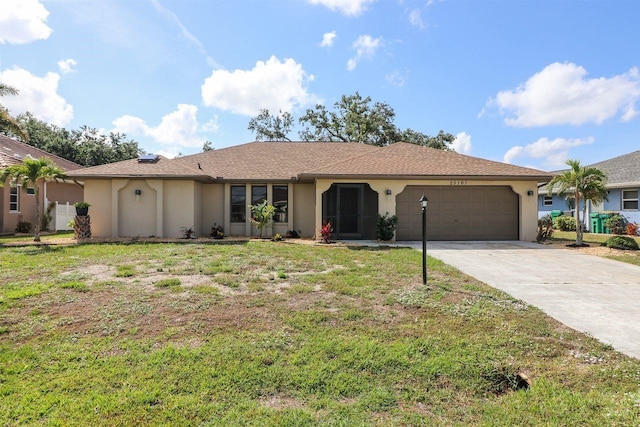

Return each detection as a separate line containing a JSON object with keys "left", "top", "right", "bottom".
{"left": 347, "top": 240, "right": 640, "bottom": 359}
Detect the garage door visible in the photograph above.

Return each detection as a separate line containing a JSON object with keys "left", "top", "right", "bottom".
{"left": 396, "top": 186, "right": 519, "bottom": 241}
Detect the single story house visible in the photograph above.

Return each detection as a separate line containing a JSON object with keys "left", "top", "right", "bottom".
{"left": 0, "top": 135, "right": 84, "bottom": 234}
{"left": 539, "top": 150, "right": 640, "bottom": 228}
{"left": 66, "top": 141, "right": 552, "bottom": 241}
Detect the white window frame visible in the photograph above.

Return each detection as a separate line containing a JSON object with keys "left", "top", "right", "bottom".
{"left": 9, "top": 185, "right": 20, "bottom": 212}
{"left": 622, "top": 189, "right": 639, "bottom": 210}
{"left": 543, "top": 196, "right": 553, "bottom": 206}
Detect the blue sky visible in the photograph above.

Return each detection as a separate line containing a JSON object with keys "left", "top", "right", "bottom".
{"left": 1, "top": 0, "right": 639, "bottom": 171}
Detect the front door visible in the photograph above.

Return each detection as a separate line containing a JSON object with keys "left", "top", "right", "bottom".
{"left": 322, "top": 183, "right": 379, "bottom": 239}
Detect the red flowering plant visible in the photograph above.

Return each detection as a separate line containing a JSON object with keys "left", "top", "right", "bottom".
{"left": 321, "top": 221, "right": 333, "bottom": 244}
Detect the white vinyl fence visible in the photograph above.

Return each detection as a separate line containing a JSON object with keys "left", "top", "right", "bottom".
{"left": 53, "top": 201, "right": 75, "bottom": 231}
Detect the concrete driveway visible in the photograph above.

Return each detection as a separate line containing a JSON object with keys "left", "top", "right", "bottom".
{"left": 421, "top": 241, "right": 640, "bottom": 359}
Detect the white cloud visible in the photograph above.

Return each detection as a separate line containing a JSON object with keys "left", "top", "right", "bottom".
{"left": 0, "top": 0, "right": 52, "bottom": 44}
{"left": 0, "top": 67, "right": 73, "bottom": 126}
{"left": 112, "top": 104, "right": 214, "bottom": 149}
{"left": 452, "top": 132, "right": 472, "bottom": 154}
{"left": 408, "top": 9, "right": 424, "bottom": 29}
{"left": 385, "top": 69, "right": 409, "bottom": 87}
{"left": 149, "top": 0, "right": 219, "bottom": 69}
{"left": 307, "top": 0, "right": 375, "bottom": 16}
{"left": 484, "top": 62, "right": 640, "bottom": 127}
{"left": 201, "top": 56, "right": 318, "bottom": 116}
{"left": 503, "top": 136, "right": 594, "bottom": 169}
{"left": 57, "top": 59, "right": 78, "bottom": 74}
{"left": 319, "top": 31, "right": 337, "bottom": 48}
{"left": 347, "top": 35, "right": 382, "bottom": 71}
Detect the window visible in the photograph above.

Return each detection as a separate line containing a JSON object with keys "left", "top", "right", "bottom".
{"left": 26, "top": 187, "right": 35, "bottom": 195}
{"left": 251, "top": 185, "right": 267, "bottom": 205}
{"left": 622, "top": 190, "right": 639, "bottom": 210}
{"left": 9, "top": 186, "right": 19, "bottom": 212}
{"left": 543, "top": 196, "right": 553, "bottom": 206}
{"left": 230, "top": 186, "right": 246, "bottom": 222}
{"left": 273, "top": 185, "right": 288, "bottom": 222}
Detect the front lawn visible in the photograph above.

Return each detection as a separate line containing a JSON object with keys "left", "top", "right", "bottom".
{"left": 551, "top": 231, "right": 640, "bottom": 266}
{"left": 1, "top": 240, "right": 639, "bottom": 425}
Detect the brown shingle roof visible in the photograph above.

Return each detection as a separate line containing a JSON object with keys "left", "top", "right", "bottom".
{"left": 66, "top": 141, "right": 552, "bottom": 182}
{"left": 66, "top": 155, "right": 212, "bottom": 181}
{"left": 173, "top": 141, "right": 378, "bottom": 181}
{"left": 302, "top": 142, "right": 552, "bottom": 180}
{"left": 0, "top": 134, "right": 83, "bottom": 171}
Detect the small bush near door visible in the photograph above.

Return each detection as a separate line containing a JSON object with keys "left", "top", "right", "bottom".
{"left": 376, "top": 213, "right": 398, "bottom": 241}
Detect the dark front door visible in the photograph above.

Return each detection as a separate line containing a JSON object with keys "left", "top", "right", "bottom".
{"left": 322, "top": 183, "right": 379, "bottom": 240}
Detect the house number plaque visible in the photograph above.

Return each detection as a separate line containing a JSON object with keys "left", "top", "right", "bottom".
{"left": 449, "top": 180, "right": 467, "bottom": 186}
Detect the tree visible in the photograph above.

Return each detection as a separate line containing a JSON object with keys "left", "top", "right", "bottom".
{"left": 247, "top": 92, "right": 455, "bottom": 150}
{"left": 399, "top": 129, "right": 454, "bottom": 150}
{"left": 249, "top": 200, "right": 276, "bottom": 238}
{"left": 0, "top": 157, "right": 67, "bottom": 242}
{"left": 0, "top": 83, "right": 29, "bottom": 141}
{"left": 7, "top": 115, "right": 143, "bottom": 167}
{"left": 299, "top": 92, "right": 398, "bottom": 146}
{"left": 248, "top": 109, "right": 293, "bottom": 141}
{"left": 546, "top": 159, "right": 608, "bottom": 246}
{"left": 202, "top": 141, "right": 214, "bottom": 151}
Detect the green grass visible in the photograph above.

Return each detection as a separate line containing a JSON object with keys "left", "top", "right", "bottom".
{"left": 551, "top": 231, "right": 640, "bottom": 266}
{"left": 0, "top": 240, "right": 639, "bottom": 425}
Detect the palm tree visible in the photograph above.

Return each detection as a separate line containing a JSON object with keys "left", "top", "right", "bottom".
{"left": 547, "top": 159, "right": 608, "bottom": 246}
{"left": 0, "top": 157, "right": 67, "bottom": 241}
{"left": 0, "top": 83, "right": 29, "bottom": 141}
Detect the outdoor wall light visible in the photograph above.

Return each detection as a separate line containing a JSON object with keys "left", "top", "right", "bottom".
{"left": 135, "top": 189, "right": 142, "bottom": 195}
{"left": 527, "top": 190, "right": 534, "bottom": 196}
{"left": 385, "top": 189, "right": 392, "bottom": 195}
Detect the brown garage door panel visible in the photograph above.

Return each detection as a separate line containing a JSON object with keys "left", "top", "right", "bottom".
{"left": 396, "top": 186, "right": 519, "bottom": 241}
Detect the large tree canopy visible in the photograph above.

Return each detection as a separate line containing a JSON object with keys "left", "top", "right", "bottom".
{"left": 546, "top": 159, "right": 608, "bottom": 246}
{"left": 0, "top": 83, "right": 29, "bottom": 142}
{"left": 7, "top": 113, "right": 143, "bottom": 167}
{"left": 248, "top": 92, "right": 455, "bottom": 150}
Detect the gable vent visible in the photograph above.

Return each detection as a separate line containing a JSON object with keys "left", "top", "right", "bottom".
{"left": 137, "top": 154, "right": 160, "bottom": 163}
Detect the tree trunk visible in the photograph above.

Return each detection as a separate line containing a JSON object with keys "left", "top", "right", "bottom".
{"left": 575, "top": 192, "right": 582, "bottom": 246}
{"left": 33, "top": 185, "right": 41, "bottom": 242}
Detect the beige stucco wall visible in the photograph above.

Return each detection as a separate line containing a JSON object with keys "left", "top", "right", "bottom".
{"left": 201, "top": 183, "right": 224, "bottom": 236}
{"left": 293, "top": 183, "right": 315, "bottom": 238}
{"left": 162, "top": 180, "right": 198, "bottom": 238}
{"left": 83, "top": 180, "right": 112, "bottom": 237}
{"left": 314, "top": 178, "right": 540, "bottom": 242}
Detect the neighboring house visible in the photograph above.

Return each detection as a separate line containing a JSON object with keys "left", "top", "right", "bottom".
{"left": 0, "top": 134, "right": 84, "bottom": 234}
{"left": 539, "top": 150, "right": 640, "bottom": 228}
{"left": 66, "top": 141, "right": 552, "bottom": 241}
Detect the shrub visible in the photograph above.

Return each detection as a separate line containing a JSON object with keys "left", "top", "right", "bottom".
{"left": 376, "top": 213, "right": 398, "bottom": 241}
{"left": 321, "top": 222, "right": 332, "bottom": 244}
{"left": 537, "top": 215, "right": 554, "bottom": 243}
{"left": 15, "top": 221, "right": 32, "bottom": 233}
{"left": 604, "top": 214, "right": 626, "bottom": 235}
{"left": 626, "top": 222, "right": 638, "bottom": 236}
{"left": 604, "top": 236, "right": 639, "bottom": 250}
{"left": 553, "top": 215, "right": 576, "bottom": 231}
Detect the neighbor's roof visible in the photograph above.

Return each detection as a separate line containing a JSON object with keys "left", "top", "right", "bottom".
{"left": 66, "top": 155, "right": 212, "bottom": 182}
{"left": 0, "top": 134, "right": 82, "bottom": 171}
{"left": 67, "top": 141, "right": 552, "bottom": 182}
{"left": 588, "top": 150, "right": 640, "bottom": 187}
